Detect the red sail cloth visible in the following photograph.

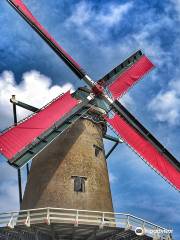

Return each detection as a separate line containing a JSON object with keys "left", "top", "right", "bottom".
{"left": 0, "top": 91, "right": 79, "bottom": 161}
{"left": 108, "top": 55, "right": 154, "bottom": 99}
{"left": 105, "top": 114, "right": 180, "bottom": 190}
{"left": 9, "top": 0, "right": 81, "bottom": 70}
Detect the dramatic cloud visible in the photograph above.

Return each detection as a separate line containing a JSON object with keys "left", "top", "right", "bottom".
{"left": 66, "top": 1, "right": 133, "bottom": 41}
{"left": 0, "top": 70, "right": 74, "bottom": 130}
{"left": 149, "top": 79, "right": 180, "bottom": 125}
{"left": 109, "top": 172, "right": 118, "bottom": 184}
{"left": 99, "top": 12, "right": 173, "bottom": 69}
{"left": 171, "top": 0, "right": 180, "bottom": 18}
{"left": 96, "top": 2, "right": 133, "bottom": 28}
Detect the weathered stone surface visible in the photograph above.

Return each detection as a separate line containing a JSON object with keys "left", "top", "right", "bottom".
{"left": 21, "top": 119, "right": 114, "bottom": 212}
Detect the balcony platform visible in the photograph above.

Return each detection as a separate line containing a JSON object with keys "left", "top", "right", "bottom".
{"left": 0, "top": 207, "right": 172, "bottom": 240}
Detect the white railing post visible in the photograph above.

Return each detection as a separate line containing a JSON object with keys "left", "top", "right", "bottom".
{"left": 142, "top": 221, "right": 146, "bottom": 235}
{"left": 25, "top": 211, "right": 30, "bottom": 227}
{"left": 46, "top": 208, "right": 50, "bottom": 225}
{"left": 74, "top": 210, "right": 79, "bottom": 227}
{"left": 99, "top": 212, "right": 105, "bottom": 229}
{"left": 125, "top": 215, "right": 132, "bottom": 230}
{"left": 7, "top": 212, "right": 14, "bottom": 229}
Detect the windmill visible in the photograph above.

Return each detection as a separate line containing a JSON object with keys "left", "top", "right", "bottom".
{"left": 0, "top": 0, "right": 179, "bottom": 239}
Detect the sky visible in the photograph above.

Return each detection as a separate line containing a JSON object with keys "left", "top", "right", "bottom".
{"left": 0, "top": 0, "right": 180, "bottom": 238}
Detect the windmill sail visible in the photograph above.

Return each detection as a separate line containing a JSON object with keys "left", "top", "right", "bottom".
{"left": 98, "top": 50, "right": 154, "bottom": 99}
{"left": 7, "top": 0, "right": 86, "bottom": 79}
{"left": 6, "top": 0, "right": 180, "bottom": 193}
{"left": 104, "top": 102, "right": 180, "bottom": 191}
{"left": 0, "top": 91, "right": 84, "bottom": 168}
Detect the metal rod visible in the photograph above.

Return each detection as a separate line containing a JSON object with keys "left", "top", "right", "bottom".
{"left": 104, "top": 134, "right": 123, "bottom": 143}
{"left": 106, "top": 142, "right": 119, "bottom": 159}
{"left": 12, "top": 100, "right": 17, "bottom": 125}
{"left": 12, "top": 95, "right": 23, "bottom": 206}
{"left": 17, "top": 169, "right": 23, "bottom": 204}
{"left": 26, "top": 163, "right": 30, "bottom": 177}
{"left": 11, "top": 96, "right": 39, "bottom": 113}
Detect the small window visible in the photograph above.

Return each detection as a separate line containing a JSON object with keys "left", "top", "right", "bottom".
{"left": 93, "top": 144, "right": 103, "bottom": 157}
{"left": 72, "top": 176, "right": 86, "bottom": 192}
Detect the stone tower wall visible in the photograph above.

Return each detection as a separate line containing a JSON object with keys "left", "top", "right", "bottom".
{"left": 21, "top": 118, "right": 114, "bottom": 212}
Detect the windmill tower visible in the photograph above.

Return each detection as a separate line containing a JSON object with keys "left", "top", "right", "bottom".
{"left": 0, "top": 0, "right": 179, "bottom": 239}
{"left": 21, "top": 110, "right": 114, "bottom": 212}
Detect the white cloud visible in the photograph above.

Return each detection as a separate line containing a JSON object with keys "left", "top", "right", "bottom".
{"left": 66, "top": 1, "right": 133, "bottom": 41}
{"left": 109, "top": 172, "right": 118, "bottom": 184}
{"left": 149, "top": 79, "right": 180, "bottom": 125}
{"left": 96, "top": 3, "right": 133, "bottom": 28}
{"left": 0, "top": 70, "right": 74, "bottom": 130}
{"left": 170, "top": 0, "right": 180, "bottom": 17}
{"left": 120, "top": 93, "right": 134, "bottom": 108}
{"left": 67, "top": 1, "right": 92, "bottom": 26}
{"left": 0, "top": 161, "right": 19, "bottom": 211}
{"left": 100, "top": 13, "right": 173, "bottom": 69}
